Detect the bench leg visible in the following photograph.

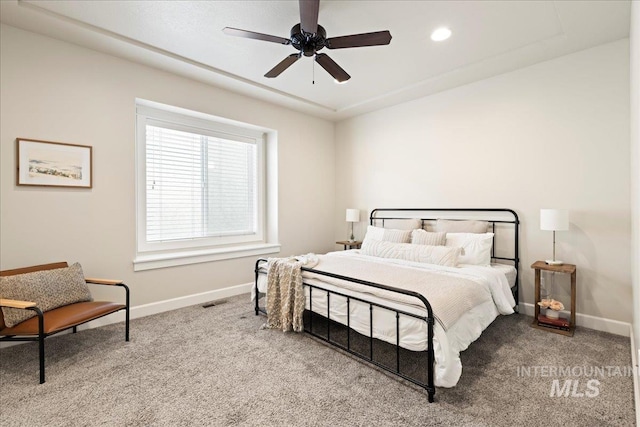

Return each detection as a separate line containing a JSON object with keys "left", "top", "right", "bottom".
{"left": 125, "top": 305, "right": 130, "bottom": 342}
{"left": 72, "top": 326, "right": 77, "bottom": 334}
{"left": 119, "top": 283, "right": 131, "bottom": 342}
{"left": 38, "top": 330, "right": 45, "bottom": 384}
{"left": 28, "top": 307, "right": 46, "bottom": 384}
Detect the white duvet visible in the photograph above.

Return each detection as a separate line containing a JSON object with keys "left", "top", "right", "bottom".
{"left": 255, "top": 250, "right": 516, "bottom": 387}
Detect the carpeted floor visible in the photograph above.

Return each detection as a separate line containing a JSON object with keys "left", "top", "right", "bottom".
{"left": 0, "top": 294, "right": 635, "bottom": 426}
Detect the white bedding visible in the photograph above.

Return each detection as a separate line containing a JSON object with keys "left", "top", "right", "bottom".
{"left": 255, "top": 250, "right": 516, "bottom": 388}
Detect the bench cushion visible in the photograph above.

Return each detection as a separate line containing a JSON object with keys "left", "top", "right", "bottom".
{"left": 0, "top": 301, "right": 125, "bottom": 336}
{"left": 0, "top": 263, "right": 92, "bottom": 328}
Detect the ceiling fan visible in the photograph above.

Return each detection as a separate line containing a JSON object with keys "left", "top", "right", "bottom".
{"left": 222, "top": 0, "right": 392, "bottom": 83}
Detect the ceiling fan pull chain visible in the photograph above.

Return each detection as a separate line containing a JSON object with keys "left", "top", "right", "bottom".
{"left": 312, "top": 55, "right": 315, "bottom": 84}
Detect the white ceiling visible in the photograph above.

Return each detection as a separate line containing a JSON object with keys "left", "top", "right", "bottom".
{"left": 0, "top": 0, "right": 631, "bottom": 121}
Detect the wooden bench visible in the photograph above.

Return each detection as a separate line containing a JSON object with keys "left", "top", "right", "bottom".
{"left": 0, "top": 262, "right": 130, "bottom": 383}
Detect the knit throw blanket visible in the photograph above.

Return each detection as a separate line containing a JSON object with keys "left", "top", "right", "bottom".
{"left": 264, "top": 257, "right": 305, "bottom": 332}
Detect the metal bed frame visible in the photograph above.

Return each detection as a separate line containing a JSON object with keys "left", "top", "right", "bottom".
{"left": 254, "top": 208, "right": 520, "bottom": 402}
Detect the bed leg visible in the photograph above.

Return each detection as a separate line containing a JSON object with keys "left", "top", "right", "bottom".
{"left": 254, "top": 290, "right": 260, "bottom": 316}
{"left": 428, "top": 390, "right": 435, "bottom": 403}
{"left": 254, "top": 259, "right": 262, "bottom": 316}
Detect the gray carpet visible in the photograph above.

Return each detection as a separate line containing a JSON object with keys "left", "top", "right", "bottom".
{"left": 0, "top": 294, "right": 635, "bottom": 426}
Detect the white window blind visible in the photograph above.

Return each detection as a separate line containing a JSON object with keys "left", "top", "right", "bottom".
{"left": 145, "top": 124, "right": 258, "bottom": 243}
{"left": 134, "top": 101, "right": 279, "bottom": 271}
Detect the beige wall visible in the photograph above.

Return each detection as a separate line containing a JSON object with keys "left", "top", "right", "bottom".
{"left": 0, "top": 23, "right": 635, "bottom": 331}
{"left": 631, "top": 1, "right": 640, "bottom": 358}
{"left": 335, "top": 39, "right": 632, "bottom": 324}
{"left": 0, "top": 25, "right": 336, "bottom": 305}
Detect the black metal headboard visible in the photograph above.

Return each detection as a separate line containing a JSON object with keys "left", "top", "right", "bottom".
{"left": 369, "top": 208, "right": 520, "bottom": 308}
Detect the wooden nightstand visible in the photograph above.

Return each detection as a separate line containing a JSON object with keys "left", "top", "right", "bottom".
{"left": 531, "top": 261, "right": 576, "bottom": 336}
{"left": 336, "top": 240, "right": 362, "bottom": 250}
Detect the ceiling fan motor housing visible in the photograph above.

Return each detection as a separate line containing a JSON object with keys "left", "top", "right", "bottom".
{"left": 290, "top": 23, "right": 326, "bottom": 56}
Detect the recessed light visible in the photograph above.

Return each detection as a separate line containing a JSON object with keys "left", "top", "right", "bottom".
{"left": 431, "top": 27, "right": 452, "bottom": 42}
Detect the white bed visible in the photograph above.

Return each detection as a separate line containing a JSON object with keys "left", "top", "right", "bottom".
{"left": 256, "top": 249, "right": 516, "bottom": 387}
{"left": 254, "top": 208, "right": 521, "bottom": 401}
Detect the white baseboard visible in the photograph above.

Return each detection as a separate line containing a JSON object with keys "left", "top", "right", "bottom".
{"left": 520, "top": 302, "right": 631, "bottom": 337}
{"left": 0, "top": 282, "right": 253, "bottom": 348}
{"left": 82, "top": 281, "right": 254, "bottom": 328}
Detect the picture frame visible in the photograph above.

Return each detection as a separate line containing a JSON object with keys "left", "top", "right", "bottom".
{"left": 16, "top": 138, "right": 92, "bottom": 188}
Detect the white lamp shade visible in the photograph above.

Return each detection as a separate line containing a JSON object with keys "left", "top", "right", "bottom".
{"left": 346, "top": 209, "right": 360, "bottom": 223}
{"left": 540, "top": 209, "right": 569, "bottom": 231}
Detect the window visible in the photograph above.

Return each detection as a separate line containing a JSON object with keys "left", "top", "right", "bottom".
{"left": 135, "top": 101, "right": 279, "bottom": 271}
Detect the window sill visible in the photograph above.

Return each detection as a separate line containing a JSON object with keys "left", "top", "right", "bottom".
{"left": 133, "top": 243, "right": 281, "bottom": 271}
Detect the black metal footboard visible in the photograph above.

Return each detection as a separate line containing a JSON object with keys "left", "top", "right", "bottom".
{"left": 254, "top": 258, "right": 436, "bottom": 402}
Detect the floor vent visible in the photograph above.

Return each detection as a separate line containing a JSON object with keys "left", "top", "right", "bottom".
{"left": 202, "top": 299, "right": 227, "bottom": 308}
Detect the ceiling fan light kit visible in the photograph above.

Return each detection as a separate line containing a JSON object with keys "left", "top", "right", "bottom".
{"left": 222, "top": 0, "right": 392, "bottom": 83}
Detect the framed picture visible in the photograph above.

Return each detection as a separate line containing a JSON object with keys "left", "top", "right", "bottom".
{"left": 16, "top": 138, "right": 92, "bottom": 188}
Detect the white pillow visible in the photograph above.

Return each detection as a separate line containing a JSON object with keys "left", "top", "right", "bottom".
{"left": 445, "top": 233, "right": 494, "bottom": 266}
{"left": 411, "top": 229, "right": 446, "bottom": 246}
{"left": 379, "top": 218, "right": 422, "bottom": 231}
{"left": 362, "top": 225, "right": 412, "bottom": 244}
{"left": 361, "top": 239, "right": 461, "bottom": 267}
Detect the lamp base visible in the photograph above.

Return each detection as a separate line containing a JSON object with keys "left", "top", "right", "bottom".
{"left": 545, "top": 259, "right": 564, "bottom": 266}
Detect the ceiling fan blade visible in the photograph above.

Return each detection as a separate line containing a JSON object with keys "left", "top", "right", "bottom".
{"left": 299, "top": 0, "right": 319, "bottom": 34}
{"left": 265, "top": 54, "right": 301, "bottom": 78}
{"left": 315, "top": 53, "right": 350, "bottom": 82}
{"left": 222, "top": 27, "right": 291, "bottom": 45}
{"left": 326, "top": 30, "right": 392, "bottom": 49}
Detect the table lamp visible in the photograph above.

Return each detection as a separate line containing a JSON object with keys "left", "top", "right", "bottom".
{"left": 346, "top": 209, "right": 360, "bottom": 242}
{"left": 540, "top": 209, "right": 569, "bottom": 265}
